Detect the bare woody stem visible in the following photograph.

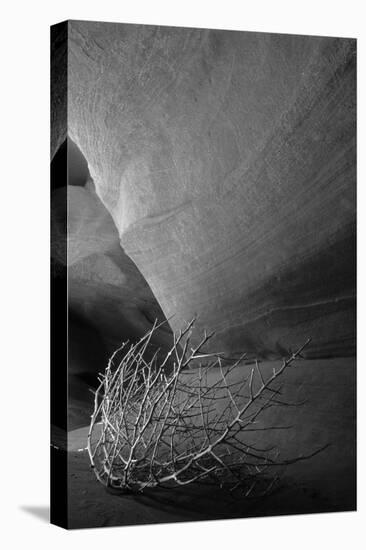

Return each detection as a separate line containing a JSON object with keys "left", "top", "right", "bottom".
{"left": 87, "top": 320, "right": 313, "bottom": 495}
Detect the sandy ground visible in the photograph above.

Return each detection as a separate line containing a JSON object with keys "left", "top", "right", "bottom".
{"left": 65, "top": 356, "right": 356, "bottom": 529}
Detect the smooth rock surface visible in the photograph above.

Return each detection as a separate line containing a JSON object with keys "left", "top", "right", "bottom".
{"left": 62, "top": 21, "right": 355, "bottom": 358}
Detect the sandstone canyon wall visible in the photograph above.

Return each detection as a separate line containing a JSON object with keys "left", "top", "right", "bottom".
{"left": 59, "top": 21, "right": 355, "bottom": 359}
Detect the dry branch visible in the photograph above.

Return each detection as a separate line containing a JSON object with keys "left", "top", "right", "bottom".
{"left": 87, "top": 320, "right": 313, "bottom": 495}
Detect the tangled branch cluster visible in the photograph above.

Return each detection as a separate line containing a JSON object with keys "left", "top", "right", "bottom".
{"left": 88, "top": 319, "right": 311, "bottom": 495}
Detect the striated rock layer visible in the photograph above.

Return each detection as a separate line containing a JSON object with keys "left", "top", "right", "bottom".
{"left": 64, "top": 21, "right": 355, "bottom": 358}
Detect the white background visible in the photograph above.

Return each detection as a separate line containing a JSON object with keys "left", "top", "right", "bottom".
{"left": 0, "top": 0, "right": 364, "bottom": 548}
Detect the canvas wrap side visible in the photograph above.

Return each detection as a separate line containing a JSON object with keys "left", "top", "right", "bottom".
{"left": 50, "top": 20, "right": 69, "bottom": 530}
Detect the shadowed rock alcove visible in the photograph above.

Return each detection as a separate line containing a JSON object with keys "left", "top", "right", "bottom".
{"left": 51, "top": 137, "right": 173, "bottom": 428}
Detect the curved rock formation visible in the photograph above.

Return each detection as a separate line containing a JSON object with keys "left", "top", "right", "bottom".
{"left": 51, "top": 139, "right": 173, "bottom": 427}
{"left": 61, "top": 21, "right": 355, "bottom": 358}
